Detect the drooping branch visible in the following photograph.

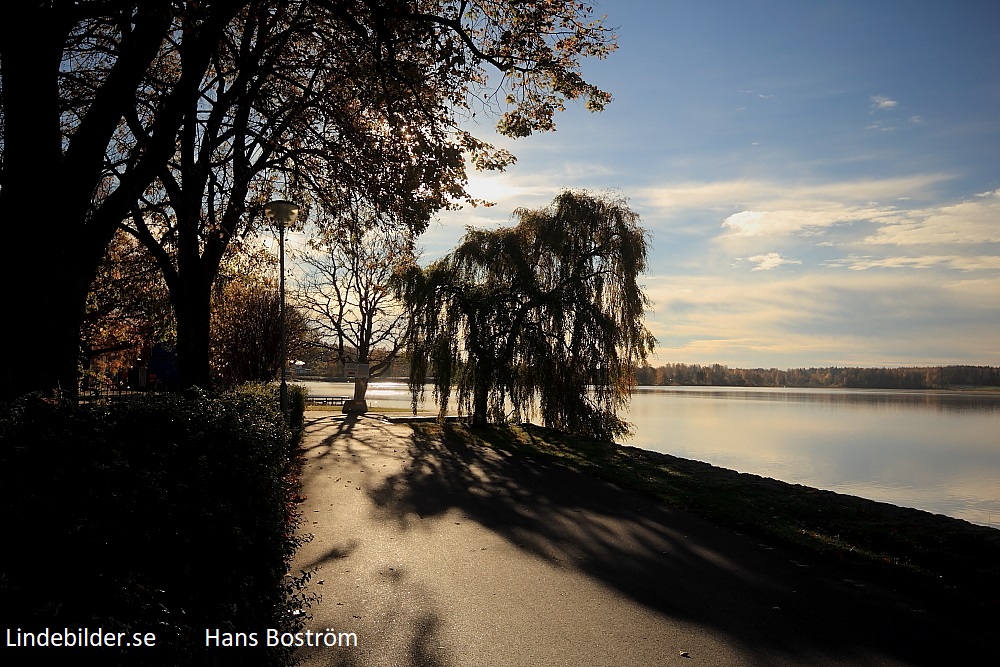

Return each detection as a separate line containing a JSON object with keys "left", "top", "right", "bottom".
{"left": 401, "top": 190, "right": 656, "bottom": 439}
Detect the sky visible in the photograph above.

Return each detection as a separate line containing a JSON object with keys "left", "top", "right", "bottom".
{"left": 420, "top": 0, "right": 1000, "bottom": 370}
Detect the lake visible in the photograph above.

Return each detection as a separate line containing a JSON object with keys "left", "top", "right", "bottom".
{"left": 625, "top": 386, "right": 1000, "bottom": 528}
{"left": 298, "top": 380, "right": 1000, "bottom": 528}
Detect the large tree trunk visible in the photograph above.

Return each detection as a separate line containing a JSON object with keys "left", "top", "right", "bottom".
{"left": 1, "top": 253, "right": 93, "bottom": 400}
{"left": 471, "top": 381, "right": 489, "bottom": 428}
{"left": 0, "top": 198, "right": 115, "bottom": 400}
{"left": 0, "top": 4, "right": 196, "bottom": 400}
{"left": 0, "top": 15, "right": 79, "bottom": 399}
{"left": 353, "top": 378, "right": 369, "bottom": 402}
{"left": 172, "top": 275, "right": 215, "bottom": 392}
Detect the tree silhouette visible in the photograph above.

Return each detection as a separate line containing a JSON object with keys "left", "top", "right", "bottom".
{"left": 0, "top": 1, "right": 617, "bottom": 398}
{"left": 210, "top": 271, "right": 312, "bottom": 389}
{"left": 400, "top": 190, "right": 656, "bottom": 440}
{"left": 294, "top": 208, "right": 414, "bottom": 403}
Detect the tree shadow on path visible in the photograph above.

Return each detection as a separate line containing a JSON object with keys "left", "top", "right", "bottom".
{"left": 294, "top": 414, "right": 461, "bottom": 667}
{"left": 364, "top": 421, "right": 991, "bottom": 666}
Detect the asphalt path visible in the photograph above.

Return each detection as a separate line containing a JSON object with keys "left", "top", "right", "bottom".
{"left": 289, "top": 413, "right": 991, "bottom": 666}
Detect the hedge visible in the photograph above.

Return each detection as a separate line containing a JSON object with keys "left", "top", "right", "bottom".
{"left": 0, "top": 386, "right": 309, "bottom": 666}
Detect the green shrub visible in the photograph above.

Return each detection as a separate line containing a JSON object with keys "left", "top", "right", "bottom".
{"left": 286, "top": 384, "right": 307, "bottom": 440}
{"left": 0, "top": 391, "right": 308, "bottom": 666}
{"left": 229, "top": 382, "right": 308, "bottom": 445}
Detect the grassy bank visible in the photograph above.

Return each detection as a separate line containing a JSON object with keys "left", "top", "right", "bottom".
{"left": 425, "top": 422, "right": 1000, "bottom": 623}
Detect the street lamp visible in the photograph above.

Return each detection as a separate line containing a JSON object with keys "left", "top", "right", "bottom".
{"left": 264, "top": 199, "right": 300, "bottom": 412}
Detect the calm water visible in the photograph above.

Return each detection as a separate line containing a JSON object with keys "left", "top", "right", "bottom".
{"left": 299, "top": 381, "right": 1000, "bottom": 527}
{"left": 625, "top": 387, "right": 1000, "bottom": 528}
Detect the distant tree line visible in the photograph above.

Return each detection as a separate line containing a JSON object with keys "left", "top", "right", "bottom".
{"left": 633, "top": 363, "right": 1000, "bottom": 389}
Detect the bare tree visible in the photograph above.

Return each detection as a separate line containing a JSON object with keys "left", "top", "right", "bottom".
{"left": 294, "top": 209, "right": 414, "bottom": 405}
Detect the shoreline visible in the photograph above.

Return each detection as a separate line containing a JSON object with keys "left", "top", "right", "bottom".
{"left": 293, "top": 377, "right": 1000, "bottom": 392}
{"left": 304, "top": 391, "right": 1000, "bottom": 527}
{"left": 635, "top": 383, "right": 1000, "bottom": 392}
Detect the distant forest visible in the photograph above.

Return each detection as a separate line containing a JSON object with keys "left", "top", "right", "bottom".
{"left": 632, "top": 364, "right": 1000, "bottom": 389}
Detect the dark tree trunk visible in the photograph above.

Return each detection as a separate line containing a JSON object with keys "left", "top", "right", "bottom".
{"left": 0, "top": 16, "right": 85, "bottom": 399}
{"left": 0, "top": 3, "right": 218, "bottom": 400}
{"left": 172, "top": 275, "right": 215, "bottom": 392}
{"left": 1, "top": 255, "right": 94, "bottom": 400}
{"left": 471, "top": 382, "right": 489, "bottom": 427}
{"left": 353, "top": 378, "right": 369, "bottom": 402}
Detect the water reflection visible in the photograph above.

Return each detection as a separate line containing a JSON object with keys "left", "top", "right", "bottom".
{"left": 632, "top": 386, "right": 1000, "bottom": 414}
{"left": 625, "top": 387, "right": 1000, "bottom": 527}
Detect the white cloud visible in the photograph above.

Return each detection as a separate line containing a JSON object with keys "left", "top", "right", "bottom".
{"left": 716, "top": 189, "right": 1000, "bottom": 281}
{"left": 639, "top": 177, "right": 997, "bottom": 253}
{"left": 639, "top": 174, "right": 951, "bottom": 216}
{"left": 829, "top": 255, "right": 1000, "bottom": 271}
{"left": 721, "top": 206, "right": 879, "bottom": 237}
{"left": 747, "top": 252, "right": 801, "bottom": 271}
{"left": 460, "top": 170, "right": 557, "bottom": 207}
{"left": 638, "top": 180, "right": 763, "bottom": 211}
{"left": 866, "top": 120, "right": 896, "bottom": 132}
{"left": 864, "top": 192, "right": 1000, "bottom": 245}
{"left": 643, "top": 272, "right": 1000, "bottom": 367}
{"left": 871, "top": 95, "right": 898, "bottom": 110}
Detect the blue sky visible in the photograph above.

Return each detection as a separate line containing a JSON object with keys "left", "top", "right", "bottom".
{"left": 422, "top": 0, "right": 1000, "bottom": 369}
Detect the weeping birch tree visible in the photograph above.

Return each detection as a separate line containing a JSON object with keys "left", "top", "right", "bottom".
{"left": 399, "top": 190, "right": 657, "bottom": 441}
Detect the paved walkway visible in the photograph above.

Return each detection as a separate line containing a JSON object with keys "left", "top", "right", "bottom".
{"left": 289, "top": 413, "right": 986, "bottom": 666}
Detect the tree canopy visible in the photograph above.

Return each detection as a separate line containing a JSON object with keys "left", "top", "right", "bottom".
{"left": 122, "top": 0, "right": 610, "bottom": 389}
{"left": 210, "top": 270, "right": 313, "bottom": 390}
{"left": 399, "top": 190, "right": 657, "bottom": 441}
{"left": 0, "top": 0, "right": 618, "bottom": 398}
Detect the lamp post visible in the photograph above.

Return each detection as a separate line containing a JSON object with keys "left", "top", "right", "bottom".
{"left": 264, "top": 200, "right": 300, "bottom": 412}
